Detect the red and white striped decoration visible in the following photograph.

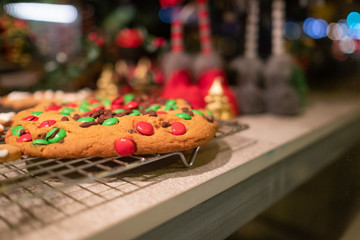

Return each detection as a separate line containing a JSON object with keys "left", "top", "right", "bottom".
{"left": 271, "top": 0, "right": 285, "bottom": 56}
{"left": 244, "top": 0, "right": 260, "bottom": 59}
{"left": 196, "top": 0, "right": 213, "bottom": 55}
{"left": 171, "top": 19, "right": 184, "bottom": 52}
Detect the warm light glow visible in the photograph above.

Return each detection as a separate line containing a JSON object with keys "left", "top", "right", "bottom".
{"left": 339, "top": 37, "right": 356, "bottom": 54}
{"left": 4, "top": 3, "right": 78, "bottom": 23}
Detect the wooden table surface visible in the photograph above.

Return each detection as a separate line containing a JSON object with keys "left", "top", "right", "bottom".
{"left": 10, "top": 92, "right": 360, "bottom": 240}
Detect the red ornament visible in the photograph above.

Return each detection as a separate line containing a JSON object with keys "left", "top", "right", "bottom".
{"left": 46, "top": 104, "right": 62, "bottom": 111}
{"left": 38, "top": 120, "right": 56, "bottom": 128}
{"left": 171, "top": 122, "right": 186, "bottom": 135}
{"left": 123, "top": 101, "right": 139, "bottom": 110}
{"left": 17, "top": 133, "right": 32, "bottom": 142}
{"left": 114, "top": 138, "right": 136, "bottom": 156}
{"left": 116, "top": 29, "right": 143, "bottom": 48}
{"left": 22, "top": 115, "right": 39, "bottom": 121}
{"left": 135, "top": 121, "right": 154, "bottom": 136}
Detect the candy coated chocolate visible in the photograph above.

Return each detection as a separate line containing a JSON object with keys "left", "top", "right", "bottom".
{"left": 135, "top": 121, "right": 154, "bottom": 136}
{"left": 114, "top": 138, "right": 135, "bottom": 156}
{"left": 38, "top": 120, "right": 56, "bottom": 128}
{"left": 171, "top": 122, "right": 186, "bottom": 135}
{"left": 17, "top": 133, "right": 32, "bottom": 142}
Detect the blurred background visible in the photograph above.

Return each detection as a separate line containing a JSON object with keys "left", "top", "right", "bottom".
{"left": 1, "top": 0, "right": 360, "bottom": 94}
{"left": 1, "top": 1, "right": 360, "bottom": 239}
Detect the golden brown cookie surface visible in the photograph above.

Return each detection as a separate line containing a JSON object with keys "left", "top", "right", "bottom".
{"left": 5, "top": 96, "right": 217, "bottom": 158}
{"left": 0, "top": 144, "right": 22, "bottom": 162}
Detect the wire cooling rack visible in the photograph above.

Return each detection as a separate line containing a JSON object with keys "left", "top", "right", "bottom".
{"left": 0, "top": 120, "right": 249, "bottom": 237}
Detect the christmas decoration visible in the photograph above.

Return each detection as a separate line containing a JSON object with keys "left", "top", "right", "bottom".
{"left": 205, "top": 77, "right": 234, "bottom": 120}
{"left": 230, "top": 0, "right": 265, "bottom": 114}
{"left": 194, "top": 0, "right": 238, "bottom": 116}
{"left": 160, "top": 0, "right": 206, "bottom": 109}
{"left": 263, "top": 0, "right": 307, "bottom": 115}
{"left": 96, "top": 63, "right": 118, "bottom": 97}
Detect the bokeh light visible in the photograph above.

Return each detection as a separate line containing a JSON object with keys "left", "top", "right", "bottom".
{"left": 303, "top": 18, "right": 328, "bottom": 39}
{"left": 339, "top": 36, "right": 356, "bottom": 54}
{"left": 5, "top": 3, "right": 78, "bottom": 23}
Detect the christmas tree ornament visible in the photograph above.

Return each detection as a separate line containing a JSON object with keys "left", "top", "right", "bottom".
{"left": 194, "top": 0, "right": 238, "bottom": 116}
{"left": 96, "top": 63, "right": 118, "bottom": 97}
{"left": 160, "top": 0, "right": 206, "bottom": 109}
{"left": 263, "top": 0, "right": 306, "bottom": 115}
{"left": 230, "top": 0, "right": 265, "bottom": 114}
{"left": 204, "top": 77, "right": 234, "bottom": 120}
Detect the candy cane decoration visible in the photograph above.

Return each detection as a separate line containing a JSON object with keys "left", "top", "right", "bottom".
{"left": 197, "top": 0, "right": 213, "bottom": 55}
{"left": 171, "top": 19, "right": 184, "bottom": 52}
{"left": 244, "top": 0, "right": 260, "bottom": 59}
{"left": 272, "top": 0, "right": 285, "bottom": 56}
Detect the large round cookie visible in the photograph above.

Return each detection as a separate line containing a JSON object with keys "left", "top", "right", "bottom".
{"left": 5, "top": 95, "right": 218, "bottom": 158}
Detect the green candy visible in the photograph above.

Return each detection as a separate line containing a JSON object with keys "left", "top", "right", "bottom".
{"left": 80, "top": 101, "right": 90, "bottom": 107}
{"left": 113, "top": 109, "right": 125, "bottom": 113}
{"left": 123, "top": 93, "right": 134, "bottom": 104}
{"left": 11, "top": 125, "right": 23, "bottom": 137}
{"left": 165, "top": 105, "right": 178, "bottom": 111}
{"left": 146, "top": 104, "right": 161, "bottom": 112}
{"left": 176, "top": 112, "right": 192, "bottom": 120}
{"left": 206, "top": 110, "right": 213, "bottom": 117}
{"left": 102, "top": 118, "right": 119, "bottom": 126}
{"left": 78, "top": 107, "right": 90, "bottom": 112}
{"left": 61, "top": 101, "right": 69, "bottom": 105}
{"left": 31, "top": 111, "right": 43, "bottom": 116}
{"left": 92, "top": 103, "right": 102, "bottom": 107}
{"left": 129, "top": 110, "right": 140, "bottom": 116}
{"left": 77, "top": 117, "right": 95, "bottom": 122}
{"left": 61, "top": 108, "right": 75, "bottom": 116}
{"left": 46, "top": 128, "right": 66, "bottom": 143}
{"left": 192, "top": 110, "right": 204, "bottom": 116}
{"left": 103, "top": 99, "right": 111, "bottom": 106}
{"left": 32, "top": 139, "right": 50, "bottom": 146}
{"left": 165, "top": 99, "right": 177, "bottom": 107}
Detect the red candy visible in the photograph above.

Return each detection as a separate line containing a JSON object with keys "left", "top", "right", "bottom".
{"left": 91, "top": 105, "right": 105, "bottom": 113}
{"left": 22, "top": 115, "right": 39, "bottom": 121}
{"left": 111, "top": 96, "right": 124, "bottom": 106}
{"left": 114, "top": 138, "right": 136, "bottom": 156}
{"left": 156, "top": 111, "right": 168, "bottom": 115}
{"left": 65, "top": 103, "right": 77, "bottom": 108}
{"left": 38, "top": 120, "right": 56, "bottom": 128}
{"left": 171, "top": 122, "right": 186, "bottom": 135}
{"left": 46, "top": 104, "right": 62, "bottom": 111}
{"left": 123, "top": 101, "right": 139, "bottom": 110}
{"left": 89, "top": 98, "right": 101, "bottom": 104}
{"left": 17, "top": 133, "right": 32, "bottom": 142}
{"left": 135, "top": 121, "right": 154, "bottom": 136}
{"left": 111, "top": 104, "right": 123, "bottom": 110}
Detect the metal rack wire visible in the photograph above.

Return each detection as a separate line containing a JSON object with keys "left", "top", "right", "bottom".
{"left": 0, "top": 120, "right": 249, "bottom": 237}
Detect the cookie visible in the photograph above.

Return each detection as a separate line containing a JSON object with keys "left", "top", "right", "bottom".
{"left": 0, "top": 123, "right": 4, "bottom": 135}
{"left": 0, "top": 112, "right": 16, "bottom": 126}
{"left": 1, "top": 89, "right": 92, "bottom": 109}
{"left": 0, "top": 144, "right": 22, "bottom": 162}
{"left": 5, "top": 95, "right": 218, "bottom": 158}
